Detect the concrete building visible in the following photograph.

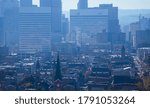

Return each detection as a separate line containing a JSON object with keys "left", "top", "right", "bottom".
{"left": 19, "top": 7, "right": 51, "bottom": 53}
{"left": 135, "top": 30, "right": 150, "bottom": 48}
{"left": 0, "top": 17, "right": 4, "bottom": 46}
{"left": 50, "top": 0, "right": 62, "bottom": 33}
{"left": 0, "top": 0, "right": 19, "bottom": 51}
{"left": 137, "top": 47, "right": 150, "bottom": 60}
{"left": 78, "top": 0, "right": 88, "bottom": 9}
{"left": 40, "top": 0, "right": 62, "bottom": 33}
{"left": 61, "top": 14, "right": 69, "bottom": 39}
{"left": 70, "top": 4, "right": 120, "bottom": 35}
{"left": 130, "top": 17, "right": 150, "bottom": 47}
{"left": 40, "top": 0, "right": 51, "bottom": 7}
{"left": 129, "top": 22, "right": 140, "bottom": 45}
{"left": 0, "top": 0, "right": 3, "bottom": 15}
{"left": 20, "top": 0, "right": 32, "bottom": 7}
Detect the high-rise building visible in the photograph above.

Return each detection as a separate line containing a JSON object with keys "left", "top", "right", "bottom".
{"left": 19, "top": 7, "right": 52, "bottom": 53}
{"left": 0, "top": 0, "right": 19, "bottom": 51}
{"left": 40, "top": 0, "right": 62, "bottom": 33}
{"left": 78, "top": 0, "right": 88, "bottom": 9}
{"left": 0, "top": 0, "right": 3, "bottom": 46}
{"left": 130, "top": 17, "right": 150, "bottom": 47}
{"left": 61, "top": 14, "right": 69, "bottom": 39}
{"left": 0, "top": 0, "right": 3, "bottom": 15}
{"left": 0, "top": 17, "right": 4, "bottom": 46}
{"left": 70, "top": 4, "right": 120, "bottom": 35}
{"left": 135, "top": 30, "right": 150, "bottom": 48}
{"left": 20, "top": 0, "right": 32, "bottom": 7}
{"left": 40, "top": 0, "right": 51, "bottom": 7}
{"left": 50, "top": 0, "right": 62, "bottom": 33}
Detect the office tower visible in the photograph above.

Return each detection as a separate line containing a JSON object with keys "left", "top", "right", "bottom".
{"left": 0, "top": 0, "right": 19, "bottom": 51}
{"left": 19, "top": 7, "right": 51, "bottom": 53}
{"left": 50, "top": 0, "right": 62, "bottom": 33}
{"left": 0, "top": 0, "right": 2, "bottom": 15}
{"left": 70, "top": 4, "right": 120, "bottom": 35}
{"left": 40, "top": 0, "right": 51, "bottom": 7}
{"left": 0, "top": 17, "right": 4, "bottom": 46}
{"left": 135, "top": 30, "right": 150, "bottom": 48}
{"left": 40, "top": 0, "right": 62, "bottom": 33}
{"left": 130, "top": 17, "right": 150, "bottom": 47}
{"left": 20, "top": 0, "right": 32, "bottom": 7}
{"left": 78, "top": 0, "right": 88, "bottom": 9}
{"left": 61, "top": 14, "right": 69, "bottom": 38}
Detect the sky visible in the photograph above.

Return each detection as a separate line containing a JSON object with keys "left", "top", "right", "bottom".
{"left": 33, "top": 0, "right": 150, "bottom": 11}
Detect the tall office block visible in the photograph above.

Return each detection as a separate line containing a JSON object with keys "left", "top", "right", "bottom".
{"left": 40, "top": 0, "right": 62, "bottom": 33}
{"left": 0, "top": 0, "right": 19, "bottom": 51}
{"left": 40, "top": 0, "right": 51, "bottom": 7}
{"left": 50, "top": 0, "right": 62, "bottom": 33}
{"left": 134, "top": 30, "right": 150, "bottom": 48}
{"left": 78, "top": 0, "right": 88, "bottom": 9}
{"left": 0, "top": 0, "right": 2, "bottom": 15}
{"left": 61, "top": 14, "right": 69, "bottom": 37}
{"left": 0, "top": 17, "right": 4, "bottom": 46}
{"left": 130, "top": 17, "right": 150, "bottom": 47}
{"left": 20, "top": 0, "right": 32, "bottom": 7}
{"left": 19, "top": 7, "right": 52, "bottom": 53}
{"left": 70, "top": 4, "right": 120, "bottom": 34}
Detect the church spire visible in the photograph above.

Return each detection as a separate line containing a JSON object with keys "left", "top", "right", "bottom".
{"left": 54, "top": 52, "right": 62, "bottom": 81}
{"left": 121, "top": 45, "right": 125, "bottom": 58}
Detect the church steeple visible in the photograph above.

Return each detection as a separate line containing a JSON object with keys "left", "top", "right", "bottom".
{"left": 54, "top": 52, "right": 62, "bottom": 81}
{"left": 36, "top": 60, "right": 40, "bottom": 70}
{"left": 121, "top": 45, "right": 125, "bottom": 58}
{"left": 35, "top": 59, "right": 40, "bottom": 76}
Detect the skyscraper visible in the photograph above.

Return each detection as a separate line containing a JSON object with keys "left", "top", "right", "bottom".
{"left": 20, "top": 0, "right": 32, "bottom": 7}
{"left": 40, "top": 0, "right": 51, "bottom": 7}
{"left": 40, "top": 0, "right": 62, "bottom": 32}
{"left": 61, "top": 14, "right": 69, "bottom": 38}
{"left": 135, "top": 30, "right": 150, "bottom": 48}
{"left": 78, "top": 0, "right": 88, "bottom": 9}
{"left": 19, "top": 7, "right": 52, "bottom": 53}
{"left": 0, "top": 0, "right": 19, "bottom": 50}
{"left": 0, "top": 17, "right": 4, "bottom": 46}
{"left": 130, "top": 17, "right": 150, "bottom": 47}
{"left": 50, "top": 0, "right": 62, "bottom": 33}
{"left": 0, "top": 0, "right": 2, "bottom": 15}
{"left": 70, "top": 4, "right": 120, "bottom": 34}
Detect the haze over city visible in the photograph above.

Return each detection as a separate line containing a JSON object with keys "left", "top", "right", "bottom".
{"left": 0, "top": 0, "right": 150, "bottom": 91}
{"left": 33, "top": 0, "right": 150, "bottom": 11}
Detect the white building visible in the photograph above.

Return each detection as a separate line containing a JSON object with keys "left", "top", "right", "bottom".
{"left": 19, "top": 7, "right": 51, "bottom": 53}
{"left": 137, "top": 47, "right": 150, "bottom": 60}
{"left": 130, "top": 17, "right": 150, "bottom": 48}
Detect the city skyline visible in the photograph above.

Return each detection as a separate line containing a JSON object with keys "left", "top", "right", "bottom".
{"left": 33, "top": 0, "right": 150, "bottom": 11}
{"left": 0, "top": 0, "right": 150, "bottom": 91}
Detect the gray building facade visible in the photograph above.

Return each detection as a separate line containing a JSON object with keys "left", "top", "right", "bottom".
{"left": 70, "top": 4, "right": 120, "bottom": 35}
{"left": 20, "top": 0, "right": 32, "bottom": 7}
{"left": 78, "top": 0, "right": 88, "bottom": 9}
{"left": 19, "top": 7, "right": 52, "bottom": 53}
